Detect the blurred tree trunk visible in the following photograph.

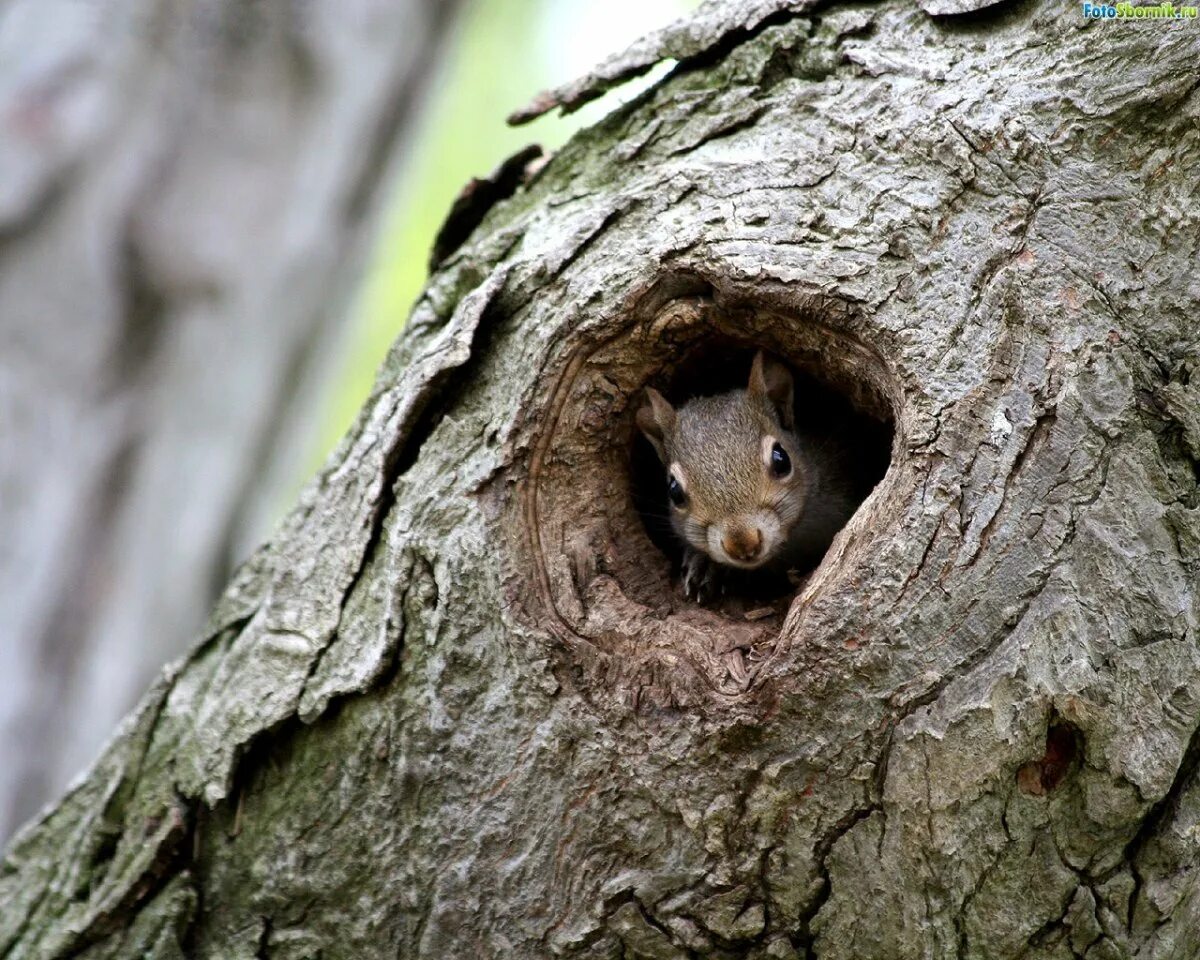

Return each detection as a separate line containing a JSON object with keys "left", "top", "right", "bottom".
{"left": 3, "top": 1, "right": 1200, "bottom": 959}
{"left": 0, "top": 0, "right": 457, "bottom": 839}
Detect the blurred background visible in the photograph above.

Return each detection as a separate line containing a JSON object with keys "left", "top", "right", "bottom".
{"left": 0, "top": 0, "right": 695, "bottom": 843}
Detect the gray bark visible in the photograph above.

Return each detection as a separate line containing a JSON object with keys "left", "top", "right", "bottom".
{"left": 4, "top": 1, "right": 1200, "bottom": 958}
{"left": 0, "top": 0, "right": 455, "bottom": 840}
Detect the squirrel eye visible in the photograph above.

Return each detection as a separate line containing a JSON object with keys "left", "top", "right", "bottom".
{"left": 667, "top": 474, "right": 687, "bottom": 508}
{"left": 770, "top": 442, "right": 792, "bottom": 478}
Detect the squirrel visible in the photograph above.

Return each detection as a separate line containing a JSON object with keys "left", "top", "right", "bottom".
{"left": 636, "top": 350, "right": 858, "bottom": 601}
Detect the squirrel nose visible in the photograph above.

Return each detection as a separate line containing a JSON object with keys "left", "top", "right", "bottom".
{"left": 722, "top": 527, "right": 763, "bottom": 562}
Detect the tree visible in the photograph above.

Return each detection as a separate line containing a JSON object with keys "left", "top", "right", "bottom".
{"left": 4, "top": 0, "right": 1200, "bottom": 957}
{"left": 0, "top": 0, "right": 458, "bottom": 840}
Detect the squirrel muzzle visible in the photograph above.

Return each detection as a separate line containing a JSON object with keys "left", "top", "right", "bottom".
{"left": 720, "top": 525, "right": 764, "bottom": 564}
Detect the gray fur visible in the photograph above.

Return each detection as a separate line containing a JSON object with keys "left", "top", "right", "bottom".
{"left": 638, "top": 354, "right": 856, "bottom": 588}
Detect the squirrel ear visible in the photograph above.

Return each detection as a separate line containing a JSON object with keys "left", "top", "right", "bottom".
{"left": 636, "top": 387, "right": 675, "bottom": 462}
{"left": 749, "top": 350, "right": 795, "bottom": 429}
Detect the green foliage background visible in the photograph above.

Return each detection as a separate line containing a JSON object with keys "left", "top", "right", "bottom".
{"left": 312, "top": 0, "right": 697, "bottom": 475}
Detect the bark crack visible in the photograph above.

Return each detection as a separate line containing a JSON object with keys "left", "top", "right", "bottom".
{"left": 794, "top": 803, "right": 880, "bottom": 957}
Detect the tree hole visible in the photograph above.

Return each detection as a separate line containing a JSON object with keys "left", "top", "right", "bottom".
{"left": 517, "top": 288, "right": 902, "bottom": 701}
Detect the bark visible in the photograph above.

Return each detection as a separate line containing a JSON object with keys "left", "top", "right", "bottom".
{"left": 0, "top": 0, "right": 456, "bottom": 840}
{"left": 4, "top": 1, "right": 1200, "bottom": 958}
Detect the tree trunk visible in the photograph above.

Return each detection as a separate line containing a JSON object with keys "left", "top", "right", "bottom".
{"left": 0, "top": 0, "right": 456, "bottom": 840}
{"left": 4, "top": 1, "right": 1200, "bottom": 958}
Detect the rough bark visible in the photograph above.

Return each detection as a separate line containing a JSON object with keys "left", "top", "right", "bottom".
{"left": 0, "top": 0, "right": 455, "bottom": 840}
{"left": 4, "top": 1, "right": 1200, "bottom": 958}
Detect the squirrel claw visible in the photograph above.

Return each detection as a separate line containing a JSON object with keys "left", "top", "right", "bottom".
{"left": 681, "top": 550, "right": 720, "bottom": 604}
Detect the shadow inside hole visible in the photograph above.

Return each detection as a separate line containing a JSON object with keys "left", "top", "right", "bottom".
{"left": 630, "top": 339, "right": 894, "bottom": 605}
{"left": 1016, "top": 720, "right": 1083, "bottom": 796}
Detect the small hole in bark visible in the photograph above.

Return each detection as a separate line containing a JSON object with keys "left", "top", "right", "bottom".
{"left": 1017, "top": 720, "right": 1083, "bottom": 796}
{"left": 630, "top": 337, "right": 893, "bottom": 609}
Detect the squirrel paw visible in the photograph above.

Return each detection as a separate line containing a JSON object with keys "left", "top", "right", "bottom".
{"left": 680, "top": 550, "right": 720, "bottom": 603}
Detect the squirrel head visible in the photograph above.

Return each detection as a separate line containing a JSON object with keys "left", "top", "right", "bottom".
{"left": 637, "top": 351, "right": 808, "bottom": 570}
